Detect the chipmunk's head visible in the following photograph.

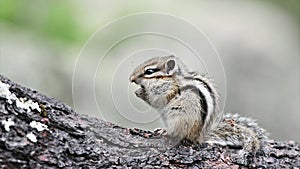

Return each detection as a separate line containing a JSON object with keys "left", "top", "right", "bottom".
{"left": 129, "top": 55, "right": 187, "bottom": 109}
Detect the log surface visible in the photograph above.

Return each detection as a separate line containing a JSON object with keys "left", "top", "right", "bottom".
{"left": 0, "top": 75, "right": 299, "bottom": 168}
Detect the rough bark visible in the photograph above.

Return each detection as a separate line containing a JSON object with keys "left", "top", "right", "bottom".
{"left": 0, "top": 75, "right": 299, "bottom": 168}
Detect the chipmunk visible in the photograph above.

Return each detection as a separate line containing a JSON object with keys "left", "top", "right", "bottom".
{"left": 129, "top": 55, "right": 269, "bottom": 164}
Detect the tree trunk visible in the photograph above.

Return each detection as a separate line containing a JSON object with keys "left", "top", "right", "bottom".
{"left": 0, "top": 75, "right": 299, "bottom": 168}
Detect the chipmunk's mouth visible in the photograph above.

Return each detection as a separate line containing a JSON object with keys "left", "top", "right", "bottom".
{"left": 135, "top": 85, "right": 145, "bottom": 99}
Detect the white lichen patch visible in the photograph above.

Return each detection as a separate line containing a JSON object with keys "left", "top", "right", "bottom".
{"left": 30, "top": 121, "right": 49, "bottom": 132}
{"left": 16, "top": 98, "right": 41, "bottom": 112}
{"left": 1, "top": 118, "right": 15, "bottom": 131}
{"left": 0, "top": 81, "right": 18, "bottom": 104}
{"left": 0, "top": 81, "right": 41, "bottom": 112}
{"left": 0, "top": 81, "right": 10, "bottom": 97}
{"left": 26, "top": 132, "right": 37, "bottom": 143}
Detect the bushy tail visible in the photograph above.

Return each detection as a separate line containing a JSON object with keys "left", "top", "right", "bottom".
{"left": 206, "top": 113, "right": 269, "bottom": 154}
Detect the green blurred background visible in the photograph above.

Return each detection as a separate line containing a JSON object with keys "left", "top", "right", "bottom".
{"left": 0, "top": 0, "right": 299, "bottom": 142}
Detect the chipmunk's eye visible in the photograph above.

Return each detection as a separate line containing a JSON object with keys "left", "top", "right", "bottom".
{"left": 144, "top": 68, "right": 159, "bottom": 75}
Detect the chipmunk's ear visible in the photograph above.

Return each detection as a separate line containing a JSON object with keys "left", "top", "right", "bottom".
{"left": 165, "top": 58, "right": 176, "bottom": 74}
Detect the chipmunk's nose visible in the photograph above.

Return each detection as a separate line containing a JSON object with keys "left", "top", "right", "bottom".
{"left": 130, "top": 76, "right": 137, "bottom": 83}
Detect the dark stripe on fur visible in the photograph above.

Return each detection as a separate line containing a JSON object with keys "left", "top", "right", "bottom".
{"left": 181, "top": 85, "right": 208, "bottom": 124}
{"left": 185, "top": 76, "right": 216, "bottom": 111}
